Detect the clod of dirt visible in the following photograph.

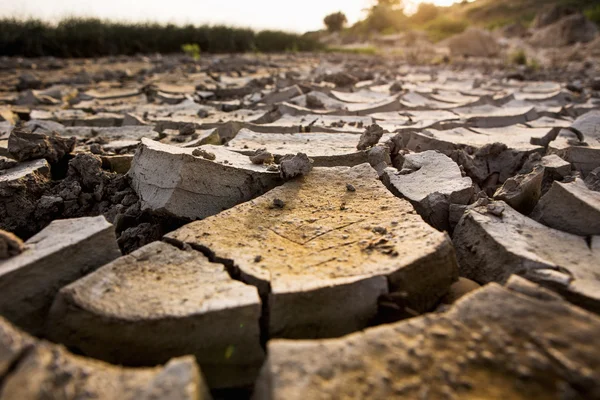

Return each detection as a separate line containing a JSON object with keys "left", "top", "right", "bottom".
{"left": 117, "top": 222, "right": 162, "bottom": 254}
{"left": 486, "top": 203, "right": 505, "bottom": 217}
{"left": 389, "top": 81, "right": 403, "bottom": 93}
{"left": 306, "top": 94, "right": 325, "bottom": 109}
{"left": 280, "top": 152, "right": 313, "bottom": 179}
{"left": 8, "top": 125, "right": 76, "bottom": 164}
{"left": 16, "top": 72, "right": 42, "bottom": 91}
{"left": 192, "top": 148, "right": 216, "bottom": 160}
{"left": 585, "top": 167, "right": 600, "bottom": 192}
{"left": 89, "top": 143, "right": 104, "bottom": 154}
{"left": 272, "top": 198, "right": 285, "bottom": 208}
{"left": 179, "top": 123, "right": 196, "bottom": 136}
{"left": 0, "top": 229, "right": 24, "bottom": 260}
{"left": 357, "top": 124, "right": 385, "bottom": 151}
{"left": 367, "top": 145, "right": 392, "bottom": 176}
{"left": 0, "top": 156, "right": 17, "bottom": 171}
{"left": 323, "top": 72, "right": 358, "bottom": 88}
{"left": 249, "top": 149, "right": 274, "bottom": 165}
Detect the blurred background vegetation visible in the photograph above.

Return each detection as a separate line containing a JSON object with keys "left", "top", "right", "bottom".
{"left": 0, "top": 18, "right": 323, "bottom": 57}
{"left": 1, "top": 0, "right": 599, "bottom": 58}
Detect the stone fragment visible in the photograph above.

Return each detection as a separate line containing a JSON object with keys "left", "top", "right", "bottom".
{"left": 48, "top": 241, "right": 263, "bottom": 389}
{"left": 255, "top": 279, "right": 600, "bottom": 400}
{"left": 0, "top": 229, "right": 24, "bottom": 260}
{"left": 279, "top": 152, "right": 313, "bottom": 179}
{"left": 454, "top": 201, "right": 600, "bottom": 313}
{"left": 0, "top": 316, "right": 208, "bottom": 400}
{"left": 382, "top": 151, "right": 473, "bottom": 231}
{"left": 0, "top": 216, "right": 121, "bottom": 334}
{"left": 166, "top": 164, "right": 458, "bottom": 339}
{"left": 493, "top": 165, "right": 544, "bottom": 214}
{"left": 0, "top": 159, "right": 51, "bottom": 238}
{"left": 357, "top": 124, "right": 384, "bottom": 151}
{"left": 249, "top": 149, "right": 274, "bottom": 165}
{"left": 531, "top": 179, "right": 600, "bottom": 236}
{"left": 129, "top": 138, "right": 282, "bottom": 220}
{"left": 8, "top": 126, "right": 76, "bottom": 163}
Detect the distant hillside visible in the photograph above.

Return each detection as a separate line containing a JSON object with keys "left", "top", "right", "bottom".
{"left": 446, "top": 0, "right": 600, "bottom": 28}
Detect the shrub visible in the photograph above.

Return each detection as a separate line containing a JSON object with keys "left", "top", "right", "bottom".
{"left": 411, "top": 3, "right": 440, "bottom": 26}
{"left": 510, "top": 49, "right": 527, "bottom": 65}
{"left": 181, "top": 43, "right": 201, "bottom": 59}
{"left": 365, "top": 6, "right": 408, "bottom": 33}
{"left": 324, "top": 12, "right": 347, "bottom": 32}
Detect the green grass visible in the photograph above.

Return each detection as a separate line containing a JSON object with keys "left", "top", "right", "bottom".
{"left": 0, "top": 17, "right": 323, "bottom": 58}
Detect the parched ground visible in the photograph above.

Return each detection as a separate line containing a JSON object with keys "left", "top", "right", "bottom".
{"left": 0, "top": 52, "right": 600, "bottom": 399}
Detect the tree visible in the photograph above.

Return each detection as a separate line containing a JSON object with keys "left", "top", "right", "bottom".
{"left": 324, "top": 12, "right": 348, "bottom": 32}
{"left": 364, "top": 0, "right": 407, "bottom": 33}
{"left": 411, "top": 3, "right": 440, "bottom": 25}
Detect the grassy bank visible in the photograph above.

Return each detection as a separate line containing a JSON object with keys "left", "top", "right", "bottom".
{"left": 0, "top": 18, "right": 323, "bottom": 58}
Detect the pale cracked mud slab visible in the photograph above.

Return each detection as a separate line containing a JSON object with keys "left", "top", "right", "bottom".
{"left": 0, "top": 216, "right": 121, "bottom": 335}
{"left": 493, "top": 165, "right": 545, "bottom": 214}
{"left": 547, "top": 111, "right": 600, "bottom": 175}
{"left": 400, "top": 126, "right": 549, "bottom": 185}
{"left": 47, "top": 241, "right": 263, "bottom": 389}
{"left": 254, "top": 278, "right": 600, "bottom": 400}
{"left": 453, "top": 201, "right": 600, "bottom": 314}
{"left": 531, "top": 178, "right": 600, "bottom": 236}
{"left": 129, "top": 138, "right": 282, "bottom": 220}
{"left": 382, "top": 150, "right": 473, "bottom": 231}
{"left": 166, "top": 163, "right": 458, "bottom": 339}
{"left": 0, "top": 316, "right": 209, "bottom": 400}
{"left": 227, "top": 128, "right": 391, "bottom": 167}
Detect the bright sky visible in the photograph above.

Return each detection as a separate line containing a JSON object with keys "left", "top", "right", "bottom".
{"left": 0, "top": 0, "right": 464, "bottom": 32}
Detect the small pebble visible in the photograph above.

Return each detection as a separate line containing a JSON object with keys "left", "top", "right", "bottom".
{"left": 192, "top": 148, "right": 216, "bottom": 161}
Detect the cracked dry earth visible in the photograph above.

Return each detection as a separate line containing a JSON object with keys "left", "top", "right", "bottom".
{"left": 0, "top": 53, "right": 600, "bottom": 400}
